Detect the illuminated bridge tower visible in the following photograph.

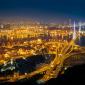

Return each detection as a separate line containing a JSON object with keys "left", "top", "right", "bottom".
{"left": 79, "top": 22, "right": 81, "bottom": 40}
{"left": 73, "top": 21, "right": 76, "bottom": 40}
{"left": 79, "top": 22, "right": 81, "bottom": 33}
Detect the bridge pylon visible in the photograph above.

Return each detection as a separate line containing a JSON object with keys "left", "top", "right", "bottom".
{"left": 79, "top": 22, "right": 81, "bottom": 40}
{"left": 73, "top": 21, "right": 76, "bottom": 40}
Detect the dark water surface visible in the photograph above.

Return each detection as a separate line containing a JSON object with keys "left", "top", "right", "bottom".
{"left": 76, "top": 36, "right": 85, "bottom": 46}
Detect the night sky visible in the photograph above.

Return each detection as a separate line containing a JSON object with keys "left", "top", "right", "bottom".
{"left": 0, "top": 0, "right": 85, "bottom": 23}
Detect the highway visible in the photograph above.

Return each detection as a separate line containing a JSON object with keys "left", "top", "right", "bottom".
{"left": 0, "top": 39, "right": 85, "bottom": 83}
